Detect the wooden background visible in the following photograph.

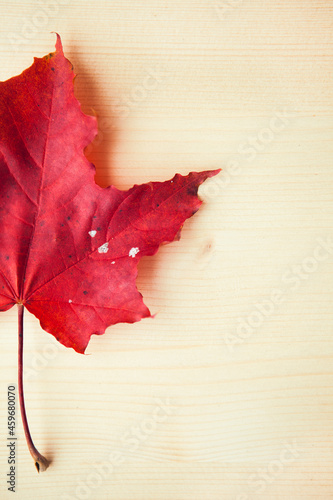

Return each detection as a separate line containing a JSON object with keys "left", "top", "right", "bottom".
{"left": 0, "top": 1, "right": 332, "bottom": 498}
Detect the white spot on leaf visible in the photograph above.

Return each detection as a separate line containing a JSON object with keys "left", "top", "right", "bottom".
{"left": 98, "top": 242, "right": 109, "bottom": 254}
{"left": 129, "top": 247, "right": 139, "bottom": 258}
{"left": 111, "top": 261, "right": 115, "bottom": 264}
{"left": 68, "top": 299, "right": 72, "bottom": 303}
{"left": 89, "top": 230, "right": 97, "bottom": 238}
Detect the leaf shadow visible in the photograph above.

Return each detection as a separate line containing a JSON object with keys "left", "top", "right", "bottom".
{"left": 65, "top": 41, "right": 120, "bottom": 189}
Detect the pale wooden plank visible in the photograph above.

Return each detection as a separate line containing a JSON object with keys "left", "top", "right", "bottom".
{"left": 0, "top": 0, "right": 332, "bottom": 498}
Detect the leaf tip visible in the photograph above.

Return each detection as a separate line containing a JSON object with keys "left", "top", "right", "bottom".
{"left": 207, "top": 168, "right": 222, "bottom": 178}
{"left": 52, "top": 32, "right": 63, "bottom": 54}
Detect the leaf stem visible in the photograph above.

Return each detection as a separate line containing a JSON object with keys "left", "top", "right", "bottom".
{"left": 18, "top": 304, "right": 49, "bottom": 472}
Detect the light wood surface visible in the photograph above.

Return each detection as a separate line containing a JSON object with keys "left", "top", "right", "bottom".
{"left": 0, "top": 1, "right": 333, "bottom": 498}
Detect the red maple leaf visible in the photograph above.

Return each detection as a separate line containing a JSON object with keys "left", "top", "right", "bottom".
{"left": 0, "top": 35, "right": 220, "bottom": 471}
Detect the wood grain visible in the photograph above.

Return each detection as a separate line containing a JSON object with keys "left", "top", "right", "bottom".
{"left": 0, "top": 0, "right": 332, "bottom": 498}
